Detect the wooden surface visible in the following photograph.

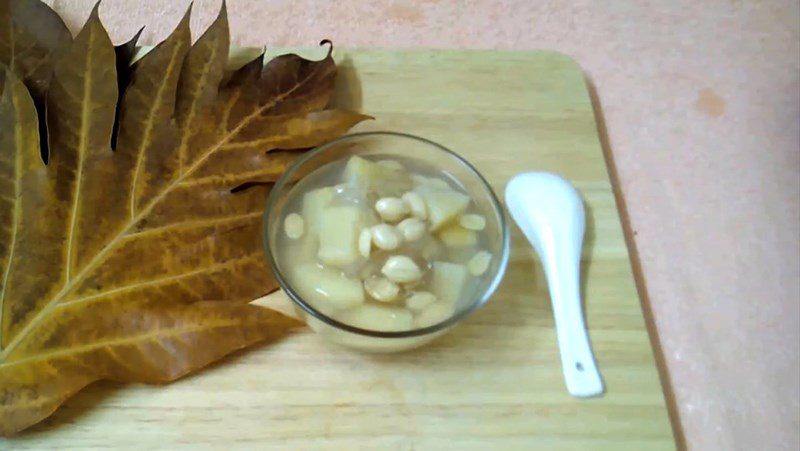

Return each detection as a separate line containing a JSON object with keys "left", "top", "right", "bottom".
{"left": 4, "top": 49, "right": 676, "bottom": 450}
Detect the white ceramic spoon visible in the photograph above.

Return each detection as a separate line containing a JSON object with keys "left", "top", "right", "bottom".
{"left": 505, "top": 172, "right": 604, "bottom": 398}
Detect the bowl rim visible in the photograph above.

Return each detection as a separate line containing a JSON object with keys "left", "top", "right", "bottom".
{"left": 263, "top": 131, "right": 510, "bottom": 338}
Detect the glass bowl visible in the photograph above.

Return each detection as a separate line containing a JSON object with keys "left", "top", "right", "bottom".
{"left": 263, "top": 131, "right": 509, "bottom": 352}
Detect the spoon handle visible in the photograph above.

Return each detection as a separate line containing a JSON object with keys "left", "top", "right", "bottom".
{"left": 542, "top": 235, "right": 604, "bottom": 398}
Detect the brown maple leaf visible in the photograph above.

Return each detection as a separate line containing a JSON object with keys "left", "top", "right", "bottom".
{"left": 0, "top": 1, "right": 369, "bottom": 435}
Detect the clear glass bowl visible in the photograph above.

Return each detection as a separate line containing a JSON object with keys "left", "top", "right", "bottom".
{"left": 263, "top": 132, "right": 509, "bottom": 352}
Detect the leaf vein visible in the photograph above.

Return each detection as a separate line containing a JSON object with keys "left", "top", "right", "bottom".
{"left": 64, "top": 24, "right": 95, "bottom": 283}
{"left": 129, "top": 39, "right": 185, "bottom": 218}
{"left": 1, "top": 319, "right": 248, "bottom": 368}
{"left": 125, "top": 211, "right": 261, "bottom": 240}
{"left": 177, "top": 45, "right": 218, "bottom": 174}
{"left": 0, "top": 97, "right": 24, "bottom": 349}
{"left": 58, "top": 252, "right": 262, "bottom": 309}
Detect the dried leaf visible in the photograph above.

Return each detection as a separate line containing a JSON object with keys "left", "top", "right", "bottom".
{"left": 0, "top": 3, "right": 369, "bottom": 435}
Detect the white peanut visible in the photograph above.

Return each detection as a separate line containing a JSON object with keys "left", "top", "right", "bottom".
{"left": 381, "top": 255, "right": 423, "bottom": 283}
{"left": 375, "top": 197, "right": 408, "bottom": 222}
{"left": 284, "top": 213, "right": 304, "bottom": 240}
{"left": 401, "top": 191, "right": 427, "bottom": 220}
{"left": 364, "top": 276, "right": 400, "bottom": 302}
{"left": 396, "top": 218, "right": 425, "bottom": 242}
{"left": 405, "top": 291, "right": 437, "bottom": 312}
{"left": 358, "top": 228, "right": 373, "bottom": 258}
{"left": 468, "top": 250, "right": 492, "bottom": 276}
{"left": 459, "top": 214, "right": 486, "bottom": 231}
{"left": 370, "top": 224, "right": 402, "bottom": 250}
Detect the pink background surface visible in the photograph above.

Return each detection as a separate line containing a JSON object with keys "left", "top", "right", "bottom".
{"left": 44, "top": 1, "right": 800, "bottom": 449}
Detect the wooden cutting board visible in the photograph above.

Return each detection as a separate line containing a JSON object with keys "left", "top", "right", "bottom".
{"left": 6, "top": 49, "right": 677, "bottom": 450}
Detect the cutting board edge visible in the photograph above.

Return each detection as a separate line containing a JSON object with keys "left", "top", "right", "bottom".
{"left": 587, "top": 82, "right": 685, "bottom": 449}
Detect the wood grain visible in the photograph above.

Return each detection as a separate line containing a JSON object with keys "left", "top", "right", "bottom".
{"left": 2, "top": 49, "right": 676, "bottom": 450}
